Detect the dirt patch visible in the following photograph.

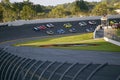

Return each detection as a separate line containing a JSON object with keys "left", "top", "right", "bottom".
{"left": 39, "top": 43, "right": 100, "bottom": 47}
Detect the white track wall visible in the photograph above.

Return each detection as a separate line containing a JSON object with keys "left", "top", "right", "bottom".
{"left": 104, "top": 37, "right": 120, "bottom": 46}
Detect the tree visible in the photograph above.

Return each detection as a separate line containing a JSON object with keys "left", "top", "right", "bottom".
{"left": 33, "top": 4, "right": 43, "bottom": 13}
{"left": 114, "top": 2, "right": 120, "bottom": 9}
{"left": 71, "top": 0, "right": 89, "bottom": 16}
{"left": 92, "top": 2, "right": 109, "bottom": 16}
{"left": 102, "top": 0, "right": 120, "bottom": 4}
{"left": 1, "top": 0, "right": 10, "bottom": 3}
{"left": 48, "top": 5, "right": 67, "bottom": 18}
{"left": 79, "top": 0, "right": 89, "bottom": 11}
{"left": 1, "top": 2, "right": 18, "bottom": 22}
{"left": 20, "top": 5, "right": 35, "bottom": 20}
{"left": 71, "top": 1, "right": 80, "bottom": 15}
{"left": 0, "top": 4, "right": 3, "bottom": 22}
{"left": 75, "top": 0, "right": 89, "bottom": 12}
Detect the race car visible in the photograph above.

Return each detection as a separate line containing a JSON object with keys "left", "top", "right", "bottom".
{"left": 33, "top": 26, "right": 39, "bottom": 31}
{"left": 88, "top": 21, "right": 96, "bottom": 25}
{"left": 46, "top": 23, "right": 54, "bottom": 28}
{"left": 63, "top": 23, "right": 72, "bottom": 28}
{"left": 79, "top": 21, "right": 87, "bottom": 26}
{"left": 33, "top": 25, "right": 47, "bottom": 31}
{"left": 46, "top": 30, "right": 54, "bottom": 35}
{"left": 38, "top": 25, "right": 47, "bottom": 30}
{"left": 57, "top": 29, "right": 65, "bottom": 34}
{"left": 69, "top": 28, "right": 77, "bottom": 33}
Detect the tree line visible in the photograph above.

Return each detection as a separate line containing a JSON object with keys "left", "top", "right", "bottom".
{"left": 0, "top": 0, "right": 120, "bottom": 22}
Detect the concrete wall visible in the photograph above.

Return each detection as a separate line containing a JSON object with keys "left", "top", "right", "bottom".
{"left": 104, "top": 37, "right": 120, "bottom": 46}
{"left": 1, "top": 14, "right": 120, "bottom": 26}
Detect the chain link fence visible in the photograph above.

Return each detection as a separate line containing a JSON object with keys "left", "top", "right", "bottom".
{"left": 104, "top": 28, "right": 120, "bottom": 42}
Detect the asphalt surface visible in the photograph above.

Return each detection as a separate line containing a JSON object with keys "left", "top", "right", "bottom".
{"left": 0, "top": 16, "right": 120, "bottom": 80}
{"left": 0, "top": 16, "right": 120, "bottom": 42}
{"left": 0, "top": 20, "right": 99, "bottom": 42}
{"left": 4, "top": 46, "right": 120, "bottom": 65}
{"left": 0, "top": 16, "right": 120, "bottom": 65}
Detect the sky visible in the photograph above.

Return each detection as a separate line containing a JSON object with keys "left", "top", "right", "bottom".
{"left": 0, "top": 0, "right": 101, "bottom": 6}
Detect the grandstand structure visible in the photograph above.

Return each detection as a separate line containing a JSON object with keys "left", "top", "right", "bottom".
{"left": 0, "top": 47, "right": 120, "bottom": 80}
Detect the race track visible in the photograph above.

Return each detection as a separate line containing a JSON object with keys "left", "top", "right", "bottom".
{"left": 0, "top": 15, "right": 120, "bottom": 80}
{"left": 0, "top": 15, "right": 120, "bottom": 42}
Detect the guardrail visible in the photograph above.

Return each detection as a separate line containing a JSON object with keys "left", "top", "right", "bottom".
{"left": 0, "top": 14, "right": 120, "bottom": 26}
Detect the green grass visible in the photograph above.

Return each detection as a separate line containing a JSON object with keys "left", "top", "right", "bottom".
{"left": 56, "top": 39, "right": 120, "bottom": 52}
{"left": 15, "top": 33, "right": 93, "bottom": 46}
{"left": 14, "top": 33, "right": 120, "bottom": 52}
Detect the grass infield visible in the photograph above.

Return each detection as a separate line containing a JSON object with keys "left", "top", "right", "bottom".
{"left": 15, "top": 33, "right": 120, "bottom": 52}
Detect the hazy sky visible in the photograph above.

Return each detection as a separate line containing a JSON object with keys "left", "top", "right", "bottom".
{"left": 0, "top": 0, "right": 101, "bottom": 6}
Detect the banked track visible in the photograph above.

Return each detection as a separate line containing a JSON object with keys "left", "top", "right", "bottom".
{"left": 0, "top": 15, "right": 120, "bottom": 42}
{"left": 0, "top": 16, "right": 120, "bottom": 80}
